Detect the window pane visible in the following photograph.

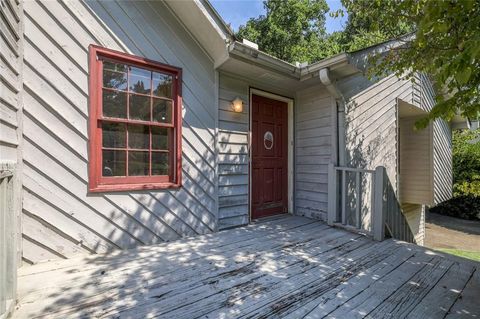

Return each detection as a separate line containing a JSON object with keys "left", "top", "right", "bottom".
{"left": 153, "top": 72, "right": 172, "bottom": 98}
{"left": 102, "top": 150, "right": 126, "bottom": 176}
{"left": 128, "top": 151, "right": 149, "bottom": 176}
{"left": 152, "top": 152, "right": 169, "bottom": 176}
{"left": 151, "top": 127, "right": 169, "bottom": 150}
{"left": 129, "top": 94, "right": 150, "bottom": 121}
{"left": 128, "top": 125, "right": 149, "bottom": 149}
{"left": 104, "top": 61, "right": 127, "bottom": 73}
{"left": 129, "top": 66, "right": 151, "bottom": 95}
{"left": 103, "top": 61, "right": 127, "bottom": 91}
{"left": 102, "top": 122, "right": 126, "bottom": 148}
{"left": 103, "top": 90, "right": 127, "bottom": 118}
{"left": 152, "top": 99, "right": 172, "bottom": 123}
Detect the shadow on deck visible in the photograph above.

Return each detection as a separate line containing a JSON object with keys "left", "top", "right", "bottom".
{"left": 14, "top": 216, "right": 480, "bottom": 318}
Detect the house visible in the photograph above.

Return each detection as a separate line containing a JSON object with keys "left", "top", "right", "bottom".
{"left": 0, "top": 0, "right": 457, "bottom": 317}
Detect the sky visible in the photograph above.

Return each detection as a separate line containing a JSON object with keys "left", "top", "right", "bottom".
{"left": 210, "top": 0, "right": 348, "bottom": 34}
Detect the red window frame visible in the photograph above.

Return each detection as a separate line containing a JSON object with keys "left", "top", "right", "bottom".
{"left": 88, "top": 45, "right": 182, "bottom": 192}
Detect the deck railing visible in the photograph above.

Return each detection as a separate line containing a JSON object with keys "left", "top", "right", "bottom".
{"left": 327, "top": 164, "right": 415, "bottom": 243}
{"left": 0, "top": 169, "right": 15, "bottom": 319}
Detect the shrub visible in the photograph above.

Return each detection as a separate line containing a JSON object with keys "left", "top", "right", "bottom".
{"left": 431, "top": 129, "right": 480, "bottom": 220}
{"left": 429, "top": 195, "right": 480, "bottom": 220}
{"left": 452, "top": 129, "right": 480, "bottom": 197}
{"left": 453, "top": 176, "right": 480, "bottom": 197}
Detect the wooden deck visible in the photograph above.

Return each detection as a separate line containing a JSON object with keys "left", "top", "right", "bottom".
{"left": 14, "top": 216, "right": 480, "bottom": 318}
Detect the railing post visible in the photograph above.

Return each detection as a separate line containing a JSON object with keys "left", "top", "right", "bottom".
{"left": 327, "top": 163, "right": 336, "bottom": 225}
{"left": 373, "top": 166, "right": 386, "bottom": 241}
{"left": 0, "top": 169, "right": 15, "bottom": 319}
{"left": 355, "top": 171, "right": 361, "bottom": 229}
{"left": 0, "top": 176, "right": 5, "bottom": 316}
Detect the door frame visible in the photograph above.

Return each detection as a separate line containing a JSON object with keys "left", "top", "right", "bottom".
{"left": 249, "top": 88, "right": 294, "bottom": 221}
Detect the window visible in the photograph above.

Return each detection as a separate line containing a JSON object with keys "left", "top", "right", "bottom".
{"left": 88, "top": 45, "right": 182, "bottom": 192}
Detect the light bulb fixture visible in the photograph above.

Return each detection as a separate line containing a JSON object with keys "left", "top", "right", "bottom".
{"left": 231, "top": 97, "right": 243, "bottom": 113}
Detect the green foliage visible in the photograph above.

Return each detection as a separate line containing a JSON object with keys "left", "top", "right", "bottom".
{"left": 236, "top": 0, "right": 330, "bottom": 63}
{"left": 432, "top": 129, "right": 479, "bottom": 220}
{"left": 329, "top": 3, "right": 412, "bottom": 53}
{"left": 235, "top": 0, "right": 480, "bottom": 123}
{"left": 340, "top": 0, "right": 480, "bottom": 125}
{"left": 453, "top": 178, "right": 480, "bottom": 197}
{"left": 452, "top": 128, "right": 480, "bottom": 196}
{"left": 429, "top": 196, "right": 480, "bottom": 220}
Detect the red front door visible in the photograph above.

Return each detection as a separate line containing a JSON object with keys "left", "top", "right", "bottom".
{"left": 251, "top": 94, "right": 288, "bottom": 219}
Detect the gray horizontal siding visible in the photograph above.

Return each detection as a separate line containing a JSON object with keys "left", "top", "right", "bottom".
{"left": 416, "top": 74, "right": 452, "bottom": 204}
{"left": 433, "top": 119, "right": 452, "bottom": 204}
{"left": 0, "top": 0, "right": 23, "bottom": 276}
{"left": 0, "top": 0, "right": 21, "bottom": 162}
{"left": 413, "top": 73, "right": 452, "bottom": 204}
{"left": 399, "top": 117, "right": 433, "bottom": 204}
{"left": 338, "top": 74, "right": 413, "bottom": 227}
{"left": 217, "top": 73, "right": 249, "bottom": 229}
{"left": 294, "top": 86, "right": 334, "bottom": 221}
{"left": 21, "top": 0, "right": 217, "bottom": 264}
{"left": 339, "top": 74, "right": 416, "bottom": 192}
{"left": 402, "top": 203, "right": 425, "bottom": 245}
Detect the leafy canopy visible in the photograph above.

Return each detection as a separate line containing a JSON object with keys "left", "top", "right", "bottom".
{"left": 236, "top": 0, "right": 480, "bottom": 124}
{"left": 236, "top": 0, "right": 330, "bottom": 63}
{"left": 339, "top": 0, "right": 480, "bottom": 125}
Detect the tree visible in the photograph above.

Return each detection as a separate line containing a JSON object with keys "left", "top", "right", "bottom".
{"left": 236, "top": 0, "right": 330, "bottom": 63}
{"left": 331, "top": 8, "right": 411, "bottom": 52}
{"left": 339, "top": 0, "right": 480, "bottom": 125}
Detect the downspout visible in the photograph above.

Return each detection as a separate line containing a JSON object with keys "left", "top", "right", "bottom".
{"left": 319, "top": 68, "right": 346, "bottom": 167}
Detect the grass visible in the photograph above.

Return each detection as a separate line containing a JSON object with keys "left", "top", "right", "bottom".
{"left": 437, "top": 248, "right": 480, "bottom": 262}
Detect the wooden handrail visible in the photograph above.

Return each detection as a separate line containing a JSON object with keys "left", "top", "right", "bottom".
{"left": 333, "top": 166, "right": 375, "bottom": 173}
{"left": 328, "top": 164, "right": 416, "bottom": 243}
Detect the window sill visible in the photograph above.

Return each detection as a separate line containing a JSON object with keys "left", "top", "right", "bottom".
{"left": 89, "top": 182, "right": 181, "bottom": 193}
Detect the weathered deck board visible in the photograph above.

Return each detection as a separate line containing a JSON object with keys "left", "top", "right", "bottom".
{"left": 19, "top": 220, "right": 329, "bottom": 311}
{"left": 13, "top": 216, "right": 480, "bottom": 319}
{"left": 445, "top": 268, "right": 480, "bottom": 318}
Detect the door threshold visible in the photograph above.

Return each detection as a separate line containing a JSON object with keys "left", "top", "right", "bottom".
{"left": 251, "top": 212, "right": 291, "bottom": 223}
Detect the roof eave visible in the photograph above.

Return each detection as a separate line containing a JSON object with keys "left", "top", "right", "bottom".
{"left": 227, "top": 41, "right": 301, "bottom": 79}
{"left": 299, "top": 53, "right": 354, "bottom": 81}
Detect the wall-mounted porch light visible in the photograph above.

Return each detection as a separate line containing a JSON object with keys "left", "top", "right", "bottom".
{"left": 231, "top": 97, "right": 243, "bottom": 113}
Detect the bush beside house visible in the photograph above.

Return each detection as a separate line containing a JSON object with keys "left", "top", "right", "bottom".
{"left": 430, "top": 128, "right": 480, "bottom": 220}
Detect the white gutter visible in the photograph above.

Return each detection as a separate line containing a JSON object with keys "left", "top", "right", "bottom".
{"left": 228, "top": 41, "right": 301, "bottom": 78}
{"left": 226, "top": 41, "right": 356, "bottom": 81}
{"left": 300, "top": 53, "right": 350, "bottom": 81}
{"left": 319, "top": 68, "right": 346, "bottom": 166}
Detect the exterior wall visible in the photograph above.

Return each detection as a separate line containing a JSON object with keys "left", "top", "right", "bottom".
{"left": 294, "top": 86, "right": 334, "bottom": 221}
{"left": 402, "top": 203, "right": 425, "bottom": 245}
{"left": 339, "top": 73, "right": 422, "bottom": 239}
{"left": 340, "top": 71, "right": 448, "bottom": 243}
{"left": 413, "top": 73, "right": 452, "bottom": 204}
{"left": 433, "top": 120, "right": 452, "bottom": 204}
{"left": 21, "top": 0, "right": 217, "bottom": 264}
{"left": 399, "top": 117, "right": 434, "bottom": 205}
{"left": 0, "top": 0, "right": 22, "bottom": 162}
{"left": 217, "top": 73, "right": 249, "bottom": 229}
{"left": 339, "top": 74, "right": 414, "bottom": 190}
{"left": 0, "top": 0, "right": 23, "bottom": 267}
